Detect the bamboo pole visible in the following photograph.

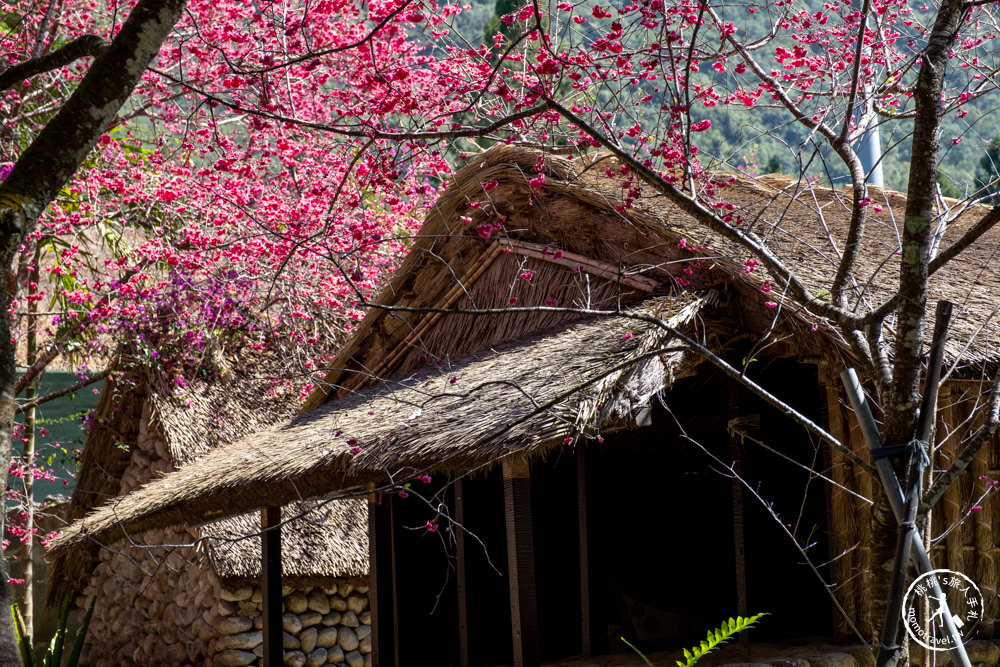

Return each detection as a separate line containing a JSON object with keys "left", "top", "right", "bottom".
{"left": 497, "top": 239, "right": 659, "bottom": 292}
{"left": 876, "top": 301, "right": 950, "bottom": 666}
{"left": 841, "top": 367, "right": 971, "bottom": 667}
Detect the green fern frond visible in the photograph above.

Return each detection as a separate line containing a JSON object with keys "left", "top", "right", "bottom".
{"left": 672, "top": 613, "right": 768, "bottom": 667}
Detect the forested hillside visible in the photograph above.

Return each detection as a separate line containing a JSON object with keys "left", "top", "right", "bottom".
{"left": 458, "top": 0, "right": 999, "bottom": 195}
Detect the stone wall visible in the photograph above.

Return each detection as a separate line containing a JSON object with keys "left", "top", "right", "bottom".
{"left": 212, "top": 581, "right": 372, "bottom": 667}
{"left": 78, "top": 401, "right": 371, "bottom": 666}
{"left": 79, "top": 529, "right": 371, "bottom": 666}
{"left": 80, "top": 525, "right": 220, "bottom": 665}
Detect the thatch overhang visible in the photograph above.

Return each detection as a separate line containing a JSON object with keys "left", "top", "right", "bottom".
{"left": 47, "top": 356, "right": 368, "bottom": 604}
{"left": 149, "top": 366, "right": 370, "bottom": 582}
{"left": 48, "top": 295, "right": 703, "bottom": 556}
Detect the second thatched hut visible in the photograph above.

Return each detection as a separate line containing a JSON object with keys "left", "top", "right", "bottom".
{"left": 47, "top": 353, "right": 369, "bottom": 667}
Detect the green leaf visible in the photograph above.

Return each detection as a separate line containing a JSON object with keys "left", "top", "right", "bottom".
{"left": 43, "top": 594, "right": 72, "bottom": 667}
{"left": 11, "top": 603, "right": 34, "bottom": 667}
{"left": 66, "top": 596, "right": 97, "bottom": 667}
{"left": 621, "top": 637, "right": 656, "bottom": 667}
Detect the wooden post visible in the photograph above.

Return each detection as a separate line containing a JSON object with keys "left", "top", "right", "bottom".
{"left": 728, "top": 380, "right": 749, "bottom": 647}
{"left": 817, "top": 371, "right": 839, "bottom": 629}
{"left": 455, "top": 478, "right": 470, "bottom": 667}
{"left": 261, "top": 505, "right": 282, "bottom": 667}
{"left": 389, "top": 496, "right": 400, "bottom": 664}
{"left": 369, "top": 490, "right": 398, "bottom": 666}
{"left": 503, "top": 457, "right": 539, "bottom": 667}
{"left": 577, "top": 448, "right": 591, "bottom": 657}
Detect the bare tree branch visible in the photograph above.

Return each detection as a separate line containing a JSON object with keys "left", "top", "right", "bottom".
{"left": 14, "top": 323, "right": 86, "bottom": 395}
{"left": 0, "top": 35, "right": 107, "bottom": 95}
{"left": 15, "top": 370, "right": 108, "bottom": 414}
{"left": 541, "top": 94, "right": 867, "bottom": 331}
{"left": 923, "top": 372, "right": 1000, "bottom": 510}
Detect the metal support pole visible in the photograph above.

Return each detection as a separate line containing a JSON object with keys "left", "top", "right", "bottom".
{"left": 877, "top": 458, "right": 921, "bottom": 665}
{"left": 875, "top": 302, "right": 950, "bottom": 666}
{"left": 841, "top": 368, "right": 970, "bottom": 667}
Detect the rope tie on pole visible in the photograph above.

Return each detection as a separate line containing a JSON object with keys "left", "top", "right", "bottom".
{"left": 871, "top": 439, "right": 930, "bottom": 468}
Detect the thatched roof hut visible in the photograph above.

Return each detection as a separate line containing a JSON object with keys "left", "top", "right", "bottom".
{"left": 47, "top": 355, "right": 369, "bottom": 666}
{"left": 49, "top": 146, "right": 1000, "bottom": 665}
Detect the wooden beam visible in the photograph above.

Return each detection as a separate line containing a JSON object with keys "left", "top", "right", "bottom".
{"left": 368, "top": 491, "right": 398, "bottom": 666}
{"left": 455, "top": 478, "right": 470, "bottom": 667}
{"left": 503, "top": 457, "right": 540, "bottom": 667}
{"left": 577, "top": 448, "right": 591, "bottom": 657}
{"left": 261, "top": 505, "right": 282, "bottom": 667}
{"left": 817, "top": 371, "right": 839, "bottom": 629}
{"left": 498, "top": 238, "right": 659, "bottom": 292}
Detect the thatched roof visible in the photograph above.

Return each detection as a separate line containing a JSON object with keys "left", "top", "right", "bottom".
{"left": 300, "top": 146, "right": 1000, "bottom": 417}
{"left": 49, "top": 297, "right": 702, "bottom": 555}
{"left": 47, "top": 357, "right": 368, "bottom": 604}
{"left": 49, "top": 144, "right": 1000, "bottom": 556}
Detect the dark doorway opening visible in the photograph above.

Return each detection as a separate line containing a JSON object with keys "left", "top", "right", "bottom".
{"left": 386, "top": 357, "right": 833, "bottom": 665}
{"left": 582, "top": 358, "right": 833, "bottom": 656}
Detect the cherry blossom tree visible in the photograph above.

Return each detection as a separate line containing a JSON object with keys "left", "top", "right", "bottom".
{"left": 3, "top": 0, "right": 1000, "bottom": 659}
{"left": 0, "top": 2, "right": 191, "bottom": 658}
{"left": 1, "top": 0, "right": 449, "bottom": 650}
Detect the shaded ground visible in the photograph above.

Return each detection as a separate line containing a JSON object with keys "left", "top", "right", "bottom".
{"left": 541, "top": 642, "right": 878, "bottom": 667}
{"left": 541, "top": 639, "right": 1000, "bottom": 667}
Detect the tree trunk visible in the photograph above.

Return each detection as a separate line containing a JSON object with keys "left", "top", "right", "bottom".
{"left": 0, "top": 0, "right": 188, "bottom": 660}
{"left": 873, "top": 0, "right": 967, "bottom": 641}
{"left": 0, "top": 272, "right": 21, "bottom": 662}
{"left": 20, "top": 261, "right": 38, "bottom": 640}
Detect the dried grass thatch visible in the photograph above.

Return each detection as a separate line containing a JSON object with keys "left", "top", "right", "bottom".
{"left": 46, "top": 371, "right": 145, "bottom": 606}
{"left": 300, "top": 145, "right": 1000, "bottom": 418}
{"left": 49, "top": 296, "right": 703, "bottom": 555}
{"left": 47, "top": 355, "right": 368, "bottom": 603}
{"left": 201, "top": 500, "right": 368, "bottom": 584}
